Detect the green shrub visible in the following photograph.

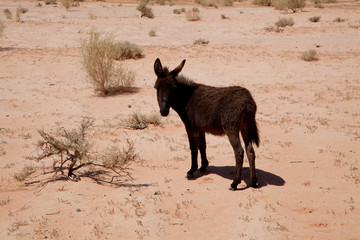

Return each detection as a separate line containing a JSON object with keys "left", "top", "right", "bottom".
{"left": 301, "top": 49, "right": 318, "bottom": 61}
{"left": 275, "top": 17, "right": 294, "bottom": 27}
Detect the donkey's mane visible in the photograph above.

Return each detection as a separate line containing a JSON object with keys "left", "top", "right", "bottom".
{"left": 176, "top": 75, "right": 197, "bottom": 87}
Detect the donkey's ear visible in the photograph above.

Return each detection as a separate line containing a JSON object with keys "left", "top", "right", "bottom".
{"left": 154, "top": 58, "right": 163, "bottom": 77}
{"left": 170, "top": 59, "right": 186, "bottom": 77}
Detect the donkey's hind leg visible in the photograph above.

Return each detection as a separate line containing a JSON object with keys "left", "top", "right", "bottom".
{"left": 199, "top": 131, "right": 209, "bottom": 172}
{"left": 241, "top": 123, "right": 258, "bottom": 188}
{"left": 226, "top": 131, "right": 244, "bottom": 190}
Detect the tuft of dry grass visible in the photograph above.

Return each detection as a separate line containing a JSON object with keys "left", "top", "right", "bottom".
{"left": 16, "top": 6, "right": 28, "bottom": 22}
{"left": 14, "top": 165, "right": 37, "bottom": 181}
{"left": 3, "top": 9, "right": 12, "bottom": 19}
{"left": 45, "top": 0, "right": 58, "bottom": 5}
{"left": 333, "top": 17, "right": 345, "bottom": 22}
{"left": 186, "top": 8, "right": 201, "bottom": 21}
{"left": 0, "top": 20, "right": 4, "bottom": 38}
{"left": 149, "top": 28, "right": 156, "bottom": 37}
{"left": 275, "top": 17, "right": 294, "bottom": 28}
{"left": 309, "top": 16, "right": 321, "bottom": 22}
{"left": 124, "top": 113, "right": 162, "bottom": 130}
{"left": 301, "top": 49, "right": 318, "bottom": 61}
{"left": 81, "top": 31, "right": 136, "bottom": 95}
{"left": 193, "top": 38, "right": 210, "bottom": 45}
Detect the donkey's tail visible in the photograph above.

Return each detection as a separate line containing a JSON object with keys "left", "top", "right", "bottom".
{"left": 246, "top": 105, "right": 260, "bottom": 147}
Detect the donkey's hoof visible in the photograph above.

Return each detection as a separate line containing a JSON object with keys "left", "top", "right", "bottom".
{"left": 229, "top": 186, "right": 237, "bottom": 191}
{"left": 68, "top": 174, "right": 79, "bottom": 182}
{"left": 199, "top": 167, "right": 207, "bottom": 173}
{"left": 186, "top": 173, "right": 194, "bottom": 179}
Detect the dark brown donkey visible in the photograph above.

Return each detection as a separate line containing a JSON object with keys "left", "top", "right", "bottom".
{"left": 154, "top": 58, "right": 260, "bottom": 190}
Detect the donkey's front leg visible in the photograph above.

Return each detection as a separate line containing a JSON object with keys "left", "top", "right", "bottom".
{"left": 186, "top": 127, "right": 199, "bottom": 178}
{"left": 199, "top": 131, "right": 209, "bottom": 172}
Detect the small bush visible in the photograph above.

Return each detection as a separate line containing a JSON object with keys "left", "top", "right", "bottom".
{"left": 334, "top": 17, "right": 345, "bottom": 22}
{"left": 0, "top": 20, "right": 4, "bottom": 37}
{"left": 17, "top": 6, "right": 28, "bottom": 14}
{"left": 195, "top": 0, "right": 218, "bottom": 7}
{"left": 252, "top": 0, "right": 271, "bottom": 6}
{"left": 149, "top": 28, "right": 156, "bottom": 37}
{"left": 287, "top": 0, "right": 305, "bottom": 12}
{"left": 27, "top": 119, "right": 137, "bottom": 181}
{"left": 309, "top": 16, "right": 321, "bottom": 22}
{"left": 45, "top": 0, "right": 57, "bottom": 5}
{"left": 3, "top": 9, "right": 12, "bottom": 19}
{"left": 222, "top": 0, "right": 234, "bottom": 6}
{"left": 14, "top": 165, "right": 37, "bottom": 181}
{"left": 275, "top": 17, "right": 295, "bottom": 28}
{"left": 186, "top": 8, "right": 201, "bottom": 21}
{"left": 137, "top": 3, "right": 154, "bottom": 19}
{"left": 173, "top": 9, "right": 182, "bottom": 14}
{"left": 221, "top": 14, "right": 229, "bottom": 19}
{"left": 111, "top": 41, "right": 143, "bottom": 60}
{"left": 301, "top": 49, "right": 318, "bottom": 61}
{"left": 61, "top": 0, "right": 72, "bottom": 9}
{"left": 81, "top": 31, "right": 136, "bottom": 95}
{"left": 193, "top": 38, "right": 209, "bottom": 45}
{"left": 125, "top": 113, "right": 162, "bottom": 130}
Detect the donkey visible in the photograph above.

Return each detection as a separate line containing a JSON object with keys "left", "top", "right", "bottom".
{"left": 154, "top": 58, "right": 260, "bottom": 190}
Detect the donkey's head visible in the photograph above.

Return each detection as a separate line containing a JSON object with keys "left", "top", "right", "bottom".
{"left": 154, "top": 58, "right": 186, "bottom": 116}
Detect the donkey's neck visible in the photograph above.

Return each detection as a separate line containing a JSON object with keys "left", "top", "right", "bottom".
{"left": 171, "top": 76, "right": 198, "bottom": 112}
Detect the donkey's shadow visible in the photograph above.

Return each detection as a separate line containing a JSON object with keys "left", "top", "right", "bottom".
{"left": 190, "top": 166, "right": 285, "bottom": 190}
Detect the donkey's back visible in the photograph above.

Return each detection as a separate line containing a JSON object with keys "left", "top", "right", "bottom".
{"left": 185, "top": 84, "right": 257, "bottom": 137}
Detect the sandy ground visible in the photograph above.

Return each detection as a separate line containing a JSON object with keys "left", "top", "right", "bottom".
{"left": 1, "top": 0, "right": 360, "bottom": 239}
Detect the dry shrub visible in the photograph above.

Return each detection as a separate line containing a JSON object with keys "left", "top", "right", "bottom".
{"left": 125, "top": 113, "right": 162, "bottom": 129}
{"left": 309, "top": 16, "right": 321, "bottom": 22}
{"left": 149, "top": 28, "right": 156, "bottom": 37}
{"left": 252, "top": 0, "right": 271, "bottom": 6}
{"left": 3, "top": 9, "right": 12, "bottom": 19}
{"left": 111, "top": 41, "right": 143, "bottom": 60}
{"left": 81, "top": 31, "right": 136, "bottom": 95}
{"left": 333, "top": 17, "right": 345, "bottom": 22}
{"left": 16, "top": 6, "right": 28, "bottom": 22}
{"left": 195, "top": 0, "right": 218, "bottom": 8}
{"left": 186, "top": 8, "right": 201, "bottom": 21}
{"left": 0, "top": 20, "right": 4, "bottom": 37}
{"left": 45, "top": 0, "right": 57, "bottom": 5}
{"left": 14, "top": 165, "right": 37, "bottom": 181}
{"left": 301, "top": 49, "right": 318, "bottom": 61}
{"left": 275, "top": 17, "right": 295, "bottom": 28}
{"left": 137, "top": 3, "right": 154, "bottom": 19}
{"left": 27, "top": 119, "right": 137, "bottom": 181}
{"left": 256, "top": 0, "right": 305, "bottom": 12}
{"left": 193, "top": 38, "right": 210, "bottom": 45}
{"left": 61, "top": 0, "right": 72, "bottom": 9}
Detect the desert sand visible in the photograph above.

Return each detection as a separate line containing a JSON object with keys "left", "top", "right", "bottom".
{"left": 0, "top": 0, "right": 359, "bottom": 239}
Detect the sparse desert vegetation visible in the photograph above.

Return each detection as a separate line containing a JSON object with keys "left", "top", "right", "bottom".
{"left": 301, "top": 49, "right": 318, "bottom": 61}
{"left": 309, "top": 16, "right": 321, "bottom": 22}
{"left": 81, "top": 31, "right": 136, "bottom": 95}
{"left": 137, "top": 2, "right": 154, "bottom": 19}
{"left": 3, "top": 9, "right": 12, "bottom": 19}
{"left": 275, "top": 17, "right": 295, "bottom": 28}
{"left": 0, "top": 0, "right": 359, "bottom": 239}
{"left": 186, "top": 8, "right": 201, "bottom": 21}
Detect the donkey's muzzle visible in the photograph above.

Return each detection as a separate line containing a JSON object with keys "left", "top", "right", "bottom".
{"left": 160, "top": 101, "right": 169, "bottom": 116}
